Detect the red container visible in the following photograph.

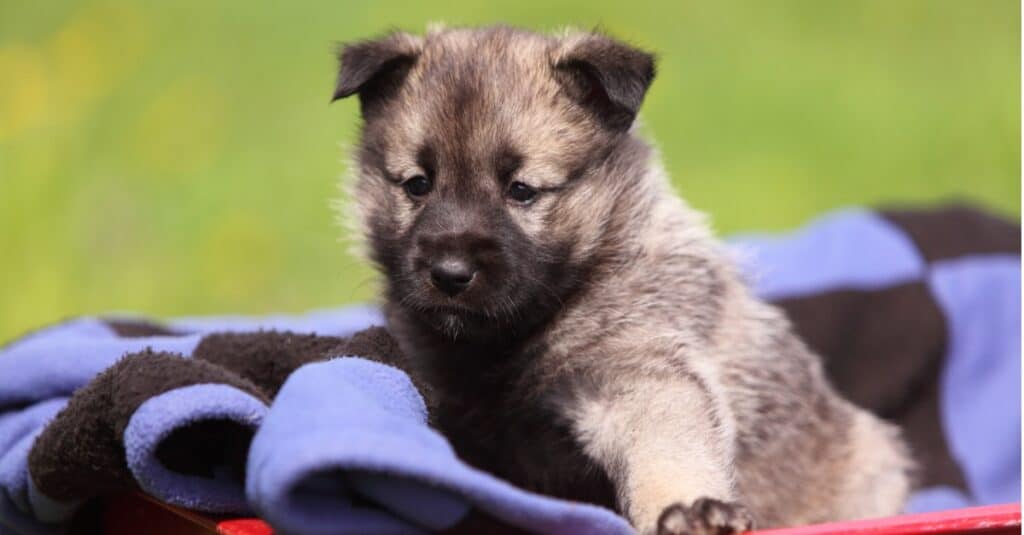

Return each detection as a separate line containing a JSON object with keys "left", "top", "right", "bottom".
{"left": 99, "top": 493, "right": 1020, "bottom": 535}
{"left": 754, "top": 504, "right": 1020, "bottom": 535}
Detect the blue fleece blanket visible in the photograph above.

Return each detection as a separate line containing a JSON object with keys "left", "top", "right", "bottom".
{"left": 0, "top": 207, "right": 1019, "bottom": 534}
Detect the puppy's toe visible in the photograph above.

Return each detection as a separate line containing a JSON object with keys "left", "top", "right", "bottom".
{"left": 655, "top": 498, "right": 754, "bottom": 535}
{"left": 656, "top": 503, "right": 693, "bottom": 535}
{"left": 691, "top": 498, "right": 754, "bottom": 534}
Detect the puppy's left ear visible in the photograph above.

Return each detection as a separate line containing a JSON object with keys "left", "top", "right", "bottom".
{"left": 332, "top": 32, "right": 422, "bottom": 114}
{"left": 554, "top": 33, "right": 656, "bottom": 131}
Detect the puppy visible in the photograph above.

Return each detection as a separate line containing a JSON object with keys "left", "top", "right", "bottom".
{"left": 333, "top": 26, "right": 912, "bottom": 534}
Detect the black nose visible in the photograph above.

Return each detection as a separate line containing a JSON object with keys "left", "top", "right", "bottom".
{"left": 430, "top": 258, "right": 476, "bottom": 296}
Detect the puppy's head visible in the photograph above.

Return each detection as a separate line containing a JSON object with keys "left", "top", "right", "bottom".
{"left": 334, "top": 26, "right": 656, "bottom": 341}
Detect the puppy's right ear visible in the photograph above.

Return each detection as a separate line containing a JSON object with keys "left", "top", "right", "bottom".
{"left": 332, "top": 32, "right": 422, "bottom": 114}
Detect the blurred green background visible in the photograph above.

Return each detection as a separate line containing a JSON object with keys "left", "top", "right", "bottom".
{"left": 0, "top": 1, "right": 1019, "bottom": 342}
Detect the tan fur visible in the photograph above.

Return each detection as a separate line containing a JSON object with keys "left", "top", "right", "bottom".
{"left": 336, "top": 26, "right": 913, "bottom": 534}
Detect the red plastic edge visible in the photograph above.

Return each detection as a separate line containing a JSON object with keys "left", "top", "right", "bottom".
{"left": 217, "top": 518, "right": 275, "bottom": 535}
{"left": 752, "top": 504, "right": 1021, "bottom": 535}
{"left": 211, "top": 503, "right": 1020, "bottom": 535}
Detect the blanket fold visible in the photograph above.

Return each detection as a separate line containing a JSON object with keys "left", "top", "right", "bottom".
{"left": 28, "top": 350, "right": 270, "bottom": 517}
{"left": 247, "top": 358, "right": 632, "bottom": 535}
{"left": 120, "top": 382, "right": 267, "bottom": 512}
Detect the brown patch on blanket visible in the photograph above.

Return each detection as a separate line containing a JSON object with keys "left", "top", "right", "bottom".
{"left": 342, "top": 326, "right": 406, "bottom": 365}
{"left": 192, "top": 331, "right": 348, "bottom": 397}
{"left": 29, "top": 350, "right": 268, "bottom": 502}
{"left": 881, "top": 204, "right": 1020, "bottom": 262}
{"left": 102, "top": 318, "right": 179, "bottom": 338}
{"left": 773, "top": 282, "right": 968, "bottom": 492}
{"left": 192, "top": 327, "right": 428, "bottom": 402}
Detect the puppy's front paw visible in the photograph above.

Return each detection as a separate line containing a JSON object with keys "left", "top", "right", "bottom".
{"left": 656, "top": 498, "right": 754, "bottom": 535}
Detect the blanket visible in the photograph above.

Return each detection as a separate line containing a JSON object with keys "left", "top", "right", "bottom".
{"left": 0, "top": 204, "right": 1018, "bottom": 534}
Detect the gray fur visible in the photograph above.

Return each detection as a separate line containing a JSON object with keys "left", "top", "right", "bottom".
{"left": 334, "top": 25, "right": 912, "bottom": 534}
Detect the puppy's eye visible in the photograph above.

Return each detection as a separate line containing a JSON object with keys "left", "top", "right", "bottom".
{"left": 403, "top": 175, "right": 433, "bottom": 197}
{"left": 507, "top": 181, "right": 537, "bottom": 204}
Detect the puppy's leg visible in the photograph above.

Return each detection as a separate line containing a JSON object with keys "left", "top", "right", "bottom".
{"left": 570, "top": 376, "right": 753, "bottom": 535}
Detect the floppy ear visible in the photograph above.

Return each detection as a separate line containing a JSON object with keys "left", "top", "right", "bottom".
{"left": 554, "top": 33, "right": 656, "bottom": 131}
{"left": 332, "top": 32, "right": 422, "bottom": 114}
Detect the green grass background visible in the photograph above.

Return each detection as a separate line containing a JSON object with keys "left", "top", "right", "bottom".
{"left": 0, "top": 1, "right": 1019, "bottom": 342}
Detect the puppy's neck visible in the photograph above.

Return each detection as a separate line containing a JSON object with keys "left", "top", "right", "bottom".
{"left": 581, "top": 134, "right": 719, "bottom": 280}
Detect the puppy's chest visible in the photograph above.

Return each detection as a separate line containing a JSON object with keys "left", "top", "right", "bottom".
{"left": 431, "top": 373, "right": 619, "bottom": 512}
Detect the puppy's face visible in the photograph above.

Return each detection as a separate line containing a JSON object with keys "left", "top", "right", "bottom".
{"left": 335, "top": 27, "right": 655, "bottom": 340}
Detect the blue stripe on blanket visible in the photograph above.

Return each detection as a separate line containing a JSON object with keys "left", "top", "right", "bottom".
{"left": 929, "top": 256, "right": 1021, "bottom": 507}
{"left": 729, "top": 209, "right": 925, "bottom": 300}
{"left": 0, "top": 332, "right": 201, "bottom": 407}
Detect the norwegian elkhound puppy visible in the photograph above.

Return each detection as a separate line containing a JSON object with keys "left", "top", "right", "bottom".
{"left": 333, "top": 25, "right": 911, "bottom": 535}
